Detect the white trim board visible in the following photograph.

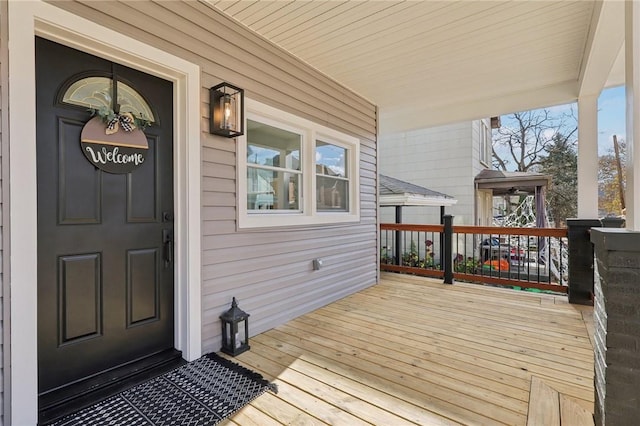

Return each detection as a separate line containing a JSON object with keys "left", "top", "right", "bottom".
{"left": 7, "top": 2, "right": 202, "bottom": 423}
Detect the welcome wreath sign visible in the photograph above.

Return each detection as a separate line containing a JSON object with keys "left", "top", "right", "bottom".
{"left": 80, "top": 109, "right": 150, "bottom": 174}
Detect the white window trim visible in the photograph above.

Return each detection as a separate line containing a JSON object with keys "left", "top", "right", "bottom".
{"left": 238, "top": 99, "right": 360, "bottom": 229}
{"left": 479, "top": 120, "right": 491, "bottom": 167}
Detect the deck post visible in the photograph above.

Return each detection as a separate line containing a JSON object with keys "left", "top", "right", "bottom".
{"left": 443, "top": 214, "right": 454, "bottom": 284}
{"left": 566, "top": 218, "right": 601, "bottom": 305}
{"left": 577, "top": 94, "right": 599, "bottom": 219}
{"left": 395, "top": 206, "right": 402, "bottom": 265}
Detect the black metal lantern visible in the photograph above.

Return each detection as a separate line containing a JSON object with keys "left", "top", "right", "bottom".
{"left": 209, "top": 82, "right": 244, "bottom": 138}
{"left": 220, "top": 297, "right": 250, "bottom": 356}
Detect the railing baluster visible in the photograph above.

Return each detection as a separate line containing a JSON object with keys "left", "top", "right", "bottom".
{"left": 443, "top": 215, "right": 453, "bottom": 284}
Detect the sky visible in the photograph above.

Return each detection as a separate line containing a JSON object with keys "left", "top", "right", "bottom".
{"left": 598, "top": 85, "right": 626, "bottom": 156}
{"left": 495, "top": 85, "right": 626, "bottom": 168}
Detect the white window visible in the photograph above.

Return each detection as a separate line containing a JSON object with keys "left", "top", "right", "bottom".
{"left": 479, "top": 120, "right": 491, "bottom": 166}
{"left": 238, "top": 99, "right": 360, "bottom": 228}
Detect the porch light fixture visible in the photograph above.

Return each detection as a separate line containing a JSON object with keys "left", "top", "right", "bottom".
{"left": 209, "top": 82, "right": 244, "bottom": 138}
{"left": 220, "top": 297, "right": 250, "bottom": 356}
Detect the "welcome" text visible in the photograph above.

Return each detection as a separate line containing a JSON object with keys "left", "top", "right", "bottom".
{"left": 85, "top": 146, "right": 145, "bottom": 166}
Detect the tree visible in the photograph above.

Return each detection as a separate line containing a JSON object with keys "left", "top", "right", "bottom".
{"left": 493, "top": 108, "right": 577, "bottom": 172}
{"left": 599, "top": 138, "right": 626, "bottom": 216}
{"left": 539, "top": 134, "right": 578, "bottom": 226}
{"left": 492, "top": 106, "right": 578, "bottom": 226}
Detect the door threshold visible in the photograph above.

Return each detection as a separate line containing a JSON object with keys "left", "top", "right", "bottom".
{"left": 38, "top": 348, "right": 185, "bottom": 425}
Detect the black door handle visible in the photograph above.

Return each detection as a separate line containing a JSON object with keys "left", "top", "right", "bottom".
{"left": 163, "top": 229, "right": 173, "bottom": 267}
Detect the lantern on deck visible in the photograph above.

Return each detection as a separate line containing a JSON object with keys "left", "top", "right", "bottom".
{"left": 220, "top": 297, "right": 250, "bottom": 356}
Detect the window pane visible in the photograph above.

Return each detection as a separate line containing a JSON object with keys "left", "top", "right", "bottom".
{"left": 247, "top": 120, "right": 301, "bottom": 170}
{"left": 316, "top": 141, "right": 347, "bottom": 178}
{"left": 61, "top": 76, "right": 155, "bottom": 122}
{"left": 247, "top": 168, "right": 300, "bottom": 211}
{"left": 317, "top": 176, "right": 348, "bottom": 211}
{"left": 116, "top": 81, "right": 155, "bottom": 122}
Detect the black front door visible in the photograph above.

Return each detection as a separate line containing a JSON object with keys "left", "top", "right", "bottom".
{"left": 36, "top": 38, "right": 175, "bottom": 399}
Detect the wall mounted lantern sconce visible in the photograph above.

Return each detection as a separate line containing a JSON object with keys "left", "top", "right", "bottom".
{"left": 209, "top": 82, "right": 244, "bottom": 138}
{"left": 220, "top": 297, "right": 250, "bottom": 356}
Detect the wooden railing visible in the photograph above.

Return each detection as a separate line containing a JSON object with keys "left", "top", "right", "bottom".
{"left": 380, "top": 220, "right": 569, "bottom": 293}
{"left": 380, "top": 223, "right": 445, "bottom": 278}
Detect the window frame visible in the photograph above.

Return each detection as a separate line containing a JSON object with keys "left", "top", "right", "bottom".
{"left": 479, "top": 119, "right": 491, "bottom": 167}
{"left": 238, "top": 99, "right": 360, "bottom": 229}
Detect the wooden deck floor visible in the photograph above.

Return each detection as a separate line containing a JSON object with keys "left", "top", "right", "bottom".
{"left": 222, "top": 272, "right": 594, "bottom": 426}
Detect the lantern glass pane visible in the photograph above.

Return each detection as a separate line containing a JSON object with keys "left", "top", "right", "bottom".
{"left": 224, "top": 322, "right": 232, "bottom": 346}
{"left": 219, "top": 93, "right": 237, "bottom": 131}
{"left": 236, "top": 321, "right": 247, "bottom": 348}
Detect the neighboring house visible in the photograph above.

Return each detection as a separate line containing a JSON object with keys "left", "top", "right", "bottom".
{"left": 475, "top": 169, "right": 552, "bottom": 226}
{"left": 1, "top": 2, "right": 378, "bottom": 423}
{"left": 378, "top": 174, "right": 457, "bottom": 264}
{"left": 379, "top": 119, "right": 494, "bottom": 226}
{"left": 379, "top": 174, "right": 457, "bottom": 213}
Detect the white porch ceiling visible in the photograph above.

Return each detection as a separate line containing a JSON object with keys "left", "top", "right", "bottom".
{"left": 209, "top": 0, "right": 624, "bottom": 135}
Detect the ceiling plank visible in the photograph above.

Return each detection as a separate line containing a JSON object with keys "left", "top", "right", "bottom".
{"left": 213, "top": 0, "right": 604, "bottom": 132}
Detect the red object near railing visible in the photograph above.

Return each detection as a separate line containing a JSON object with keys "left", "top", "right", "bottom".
{"left": 380, "top": 223, "right": 569, "bottom": 293}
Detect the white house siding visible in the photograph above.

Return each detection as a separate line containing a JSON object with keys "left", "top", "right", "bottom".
{"left": 471, "top": 119, "right": 494, "bottom": 226}
{"left": 379, "top": 121, "right": 486, "bottom": 226}
{"left": 48, "top": 1, "right": 378, "bottom": 355}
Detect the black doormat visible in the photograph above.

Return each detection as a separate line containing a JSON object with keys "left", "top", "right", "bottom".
{"left": 49, "top": 353, "right": 277, "bottom": 426}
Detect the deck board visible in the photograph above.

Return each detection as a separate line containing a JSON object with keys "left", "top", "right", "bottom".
{"left": 527, "top": 377, "right": 560, "bottom": 426}
{"left": 559, "top": 393, "right": 595, "bottom": 426}
{"left": 223, "top": 273, "right": 594, "bottom": 425}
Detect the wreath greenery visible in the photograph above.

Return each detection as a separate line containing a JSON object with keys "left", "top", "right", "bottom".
{"left": 90, "top": 106, "right": 152, "bottom": 131}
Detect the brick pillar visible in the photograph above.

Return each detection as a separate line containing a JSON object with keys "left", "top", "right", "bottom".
{"left": 591, "top": 228, "right": 640, "bottom": 426}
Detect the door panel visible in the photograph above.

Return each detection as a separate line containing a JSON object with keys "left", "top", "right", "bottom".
{"left": 59, "top": 253, "right": 102, "bottom": 344}
{"left": 36, "top": 37, "right": 175, "bottom": 396}
{"left": 127, "top": 248, "right": 160, "bottom": 325}
{"left": 58, "top": 117, "right": 102, "bottom": 224}
{"left": 127, "top": 136, "right": 159, "bottom": 222}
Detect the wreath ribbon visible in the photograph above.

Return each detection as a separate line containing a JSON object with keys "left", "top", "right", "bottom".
{"left": 105, "top": 112, "right": 136, "bottom": 135}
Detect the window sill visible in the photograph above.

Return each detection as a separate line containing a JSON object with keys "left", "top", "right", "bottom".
{"left": 238, "top": 212, "right": 360, "bottom": 230}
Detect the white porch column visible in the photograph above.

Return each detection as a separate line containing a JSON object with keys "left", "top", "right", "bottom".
{"left": 626, "top": 0, "right": 640, "bottom": 230}
{"left": 577, "top": 94, "right": 599, "bottom": 219}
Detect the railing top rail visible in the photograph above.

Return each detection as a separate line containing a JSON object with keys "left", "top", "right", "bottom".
{"left": 380, "top": 223, "right": 568, "bottom": 238}
{"left": 453, "top": 225, "right": 568, "bottom": 238}
{"left": 380, "top": 223, "right": 444, "bottom": 232}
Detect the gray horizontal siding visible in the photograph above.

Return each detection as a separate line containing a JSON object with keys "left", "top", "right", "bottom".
{"left": 51, "top": 1, "right": 378, "bottom": 354}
